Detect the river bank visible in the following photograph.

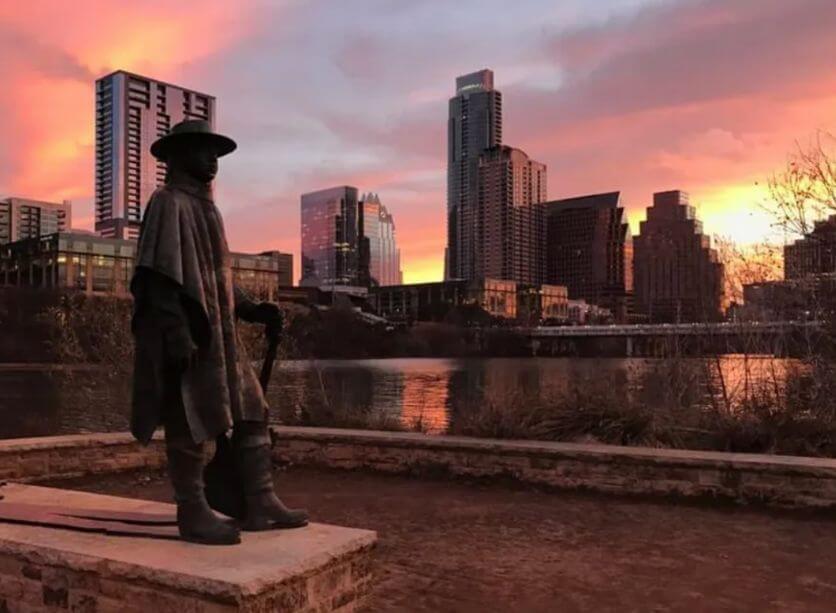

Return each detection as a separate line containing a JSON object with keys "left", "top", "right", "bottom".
{"left": 4, "top": 356, "right": 835, "bottom": 457}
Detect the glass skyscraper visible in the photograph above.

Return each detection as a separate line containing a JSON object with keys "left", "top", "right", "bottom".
{"left": 359, "top": 193, "right": 402, "bottom": 287}
{"left": 544, "top": 191, "right": 633, "bottom": 321}
{"left": 300, "top": 186, "right": 359, "bottom": 287}
{"left": 446, "top": 69, "right": 503, "bottom": 280}
{"left": 94, "top": 70, "right": 215, "bottom": 240}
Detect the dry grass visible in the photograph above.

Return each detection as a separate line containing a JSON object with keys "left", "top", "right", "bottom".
{"left": 444, "top": 359, "right": 836, "bottom": 457}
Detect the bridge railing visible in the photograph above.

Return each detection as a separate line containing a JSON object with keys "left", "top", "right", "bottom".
{"left": 520, "top": 321, "right": 820, "bottom": 338}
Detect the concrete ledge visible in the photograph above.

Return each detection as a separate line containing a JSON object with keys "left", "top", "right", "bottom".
{"left": 0, "top": 484, "right": 376, "bottom": 612}
{"left": 271, "top": 426, "right": 836, "bottom": 509}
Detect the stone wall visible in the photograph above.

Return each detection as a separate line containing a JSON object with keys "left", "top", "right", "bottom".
{"left": 1, "top": 428, "right": 835, "bottom": 509}
{"left": 0, "top": 433, "right": 165, "bottom": 483}
{"left": 0, "top": 540, "right": 374, "bottom": 612}
{"left": 271, "top": 426, "right": 836, "bottom": 509}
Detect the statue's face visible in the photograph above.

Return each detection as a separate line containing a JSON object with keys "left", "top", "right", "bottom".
{"left": 168, "top": 140, "right": 218, "bottom": 183}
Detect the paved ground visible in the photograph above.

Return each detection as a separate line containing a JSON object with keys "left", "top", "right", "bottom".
{"left": 51, "top": 467, "right": 836, "bottom": 612}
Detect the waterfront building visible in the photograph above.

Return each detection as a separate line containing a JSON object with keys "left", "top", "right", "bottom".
{"left": 95, "top": 70, "right": 215, "bottom": 240}
{"left": 544, "top": 191, "right": 633, "bottom": 321}
{"left": 0, "top": 233, "right": 291, "bottom": 299}
{"left": 300, "top": 186, "right": 359, "bottom": 287}
{"left": 0, "top": 232, "right": 136, "bottom": 295}
{"left": 0, "top": 197, "right": 72, "bottom": 245}
{"left": 446, "top": 69, "right": 503, "bottom": 280}
{"left": 370, "top": 280, "right": 470, "bottom": 322}
{"left": 517, "top": 284, "right": 569, "bottom": 324}
{"left": 231, "top": 250, "right": 294, "bottom": 300}
{"left": 633, "top": 190, "right": 724, "bottom": 322}
{"left": 784, "top": 215, "right": 836, "bottom": 279}
{"left": 358, "top": 193, "right": 403, "bottom": 287}
{"left": 567, "top": 299, "right": 613, "bottom": 325}
{"left": 369, "top": 278, "right": 567, "bottom": 323}
{"left": 476, "top": 146, "right": 547, "bottom": 285}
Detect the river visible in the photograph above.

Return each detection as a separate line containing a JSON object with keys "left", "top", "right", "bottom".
{"left": 0, "top": 356, "right": 793, "bottom": 439}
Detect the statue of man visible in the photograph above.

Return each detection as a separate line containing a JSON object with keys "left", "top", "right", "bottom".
{"left": 130, "top": 119, "right": 308, "bottom": 545}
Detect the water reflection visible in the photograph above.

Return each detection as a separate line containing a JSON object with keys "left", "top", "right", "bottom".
{"left": 0, "top": 356, "right": 802, "bottom": 439}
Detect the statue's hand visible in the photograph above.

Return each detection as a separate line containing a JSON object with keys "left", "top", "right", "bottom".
{"left": 252, "top": 302, "right": 284, "bottom": 331}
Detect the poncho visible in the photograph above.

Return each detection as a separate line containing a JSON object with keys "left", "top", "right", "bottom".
{"left": 130, "top": 173, "right": 267, "bottom": 444}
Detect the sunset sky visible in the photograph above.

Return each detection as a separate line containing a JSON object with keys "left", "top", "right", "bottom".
{"left": 1, "top": 0, "right": 835, "bottom": 283}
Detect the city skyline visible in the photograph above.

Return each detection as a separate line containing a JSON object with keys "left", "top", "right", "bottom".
{"left": 2, "top": 1, "right": 835, "bottom": 283}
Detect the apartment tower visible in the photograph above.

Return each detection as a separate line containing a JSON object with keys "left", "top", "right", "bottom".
{"left": 95, "top": 70, "right": 215, "bottom": 240}
{"left": 476, "top": 146, "right": 547, "bottom": 284}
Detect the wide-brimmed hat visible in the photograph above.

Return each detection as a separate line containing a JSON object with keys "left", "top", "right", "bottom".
{"left": 150, "top": 119, "right": 237, "bottom": 161}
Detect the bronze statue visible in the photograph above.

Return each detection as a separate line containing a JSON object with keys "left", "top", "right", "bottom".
{"left": 130, "top": 119, "right": 308, "bottom": 545}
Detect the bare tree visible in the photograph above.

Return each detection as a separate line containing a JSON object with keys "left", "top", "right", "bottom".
{"left": 714, "top": 236, "right": 782, "bottom": 305}
{"left": 761, "top": 131, "right": 836, "bottom": 237}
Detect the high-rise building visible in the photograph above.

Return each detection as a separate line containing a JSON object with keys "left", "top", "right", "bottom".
{"left": 475, "top": 145, "right": 547, "bottom": 284}
{"left": 784, "top": 215, "right": 836, "bottom": 279}
{"left": 0, "top": 197, "right": 72, "bottom": 245}
{"left": 358, "top": 193, "right": 403, "bottom": 287}
{"left": 544, "top": 191, "right": 633, "bottom": 321}
{"left": 95, "top": 70, "right": 215, "bottom": 240}
{"left": 446, "top": 69, "right": 502, "bottom": 280}
{"left": 300, "top": 186, "right": 359, "bottom": 287}
{"left": 633, "top": 190, "right": 724, "bottom": 322}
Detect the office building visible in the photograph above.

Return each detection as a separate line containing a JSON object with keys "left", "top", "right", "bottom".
{"left": 475, "top": 145, "right": 547, "bottom": 284}
{"left": 95, "top": 70, "right": 215, "bottom": 240}
{"left": 0, "top": 197, "right": 72, "bottom": 245}
{"left": 300, "top": 186, "right": 359, "bottom": 287}
{"left": 0, "top": 232, "right": 136, "bottom": 295}
{"left": 544, "top": 191, "right": 633, "bottom": 321}
{"left": 0, "top": 232, "right": 291, "bottom": 299}
{"left": 446, "top": 69, "right": 503, "bottom": 280}
{"left": 231, "top": 250, "right": 294, "bottom": 300}
{"left": 784, "top": 215, "right": 836, "bottom": 279}
{"left": 358, "top": 193, "right": 403, "bottom": 287}
{"left": 633, "top": 191, "right": 724, "bottom": 322}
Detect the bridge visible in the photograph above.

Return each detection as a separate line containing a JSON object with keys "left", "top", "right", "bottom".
{"left": 517, "top": 321, "right": 820, "bottom": 357}
{"left": 522, "top": 321, "right": 816, "bottom": 338}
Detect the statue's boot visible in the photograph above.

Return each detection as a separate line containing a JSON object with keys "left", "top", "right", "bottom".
{"left": 234, "top": 421, "right": 309, "bottom": 531}
{"left": 166, "top": 433, "right": 241, "bottom": 545}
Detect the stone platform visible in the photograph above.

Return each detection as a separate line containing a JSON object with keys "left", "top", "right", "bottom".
{"left": 0, "top": 484, "right": 376, "bottom": 612}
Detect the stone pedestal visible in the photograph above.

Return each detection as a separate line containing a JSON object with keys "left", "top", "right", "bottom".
{"left": 0, "top": 484, "right": 376, "bottom": 612}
